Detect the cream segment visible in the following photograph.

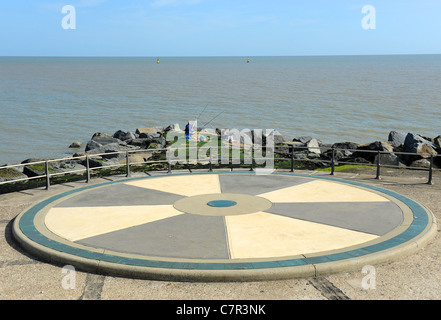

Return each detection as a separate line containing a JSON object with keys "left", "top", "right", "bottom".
{"left": 225, "top": 212, "right": 378, "bottom": 259}
{"left": 258, "top": 180, "right": 390, "bottom": 203}
{"left": 45, "top": 205, "right": 183, "bottom": 241}
{"left": 125, "top": 174, "right": 222, "bottom": 197}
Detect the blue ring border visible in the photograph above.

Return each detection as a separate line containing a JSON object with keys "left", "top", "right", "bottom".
{"left": 17, "top": 171, "right": 432, "bottom": 271}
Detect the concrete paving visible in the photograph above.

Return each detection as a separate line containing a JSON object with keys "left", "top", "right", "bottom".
{"left": 10, "top": 171, "right": 436, "bottom": 283}
{"left": 1, "top": 169, "right": 440, "bottom": 300}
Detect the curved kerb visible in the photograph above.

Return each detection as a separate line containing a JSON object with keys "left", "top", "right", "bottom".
{"left": 12, "top": 172, "right": 437, "bottom": 282}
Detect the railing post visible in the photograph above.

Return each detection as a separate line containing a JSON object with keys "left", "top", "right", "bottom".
{"left": 428, "top": 154, "right": 434, "bottom": 185}
{"left": 290, "top": 145, "right": 294, "bottom": 173}
{"left": 45, "top": 160, "right": 50, "bottom": 190}
{"left": 249, "top": 146, "right": 254, "bottom": 172}
{"left": 330, "top": 147, "right": 335, "bottom": 176}
{"left": 375, "top": 150, "right": 381, "bottom": 180}
{"left": 167, "top": 148, "right": 172, "bottom": 174}
{"left": 86, "top": 155, "right": 90, "bottom": 183}
{"left": 126, "top": 151, "right": 131, "bottom": 178}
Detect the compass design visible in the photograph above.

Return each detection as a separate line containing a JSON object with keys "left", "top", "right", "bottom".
{"left": 13, "top": 172, "right": 436, "bottom": 281}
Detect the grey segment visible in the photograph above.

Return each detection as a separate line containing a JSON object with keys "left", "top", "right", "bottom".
{"left": 265, "top": 201, "right": 404, "bottom": 236}
{"left": 218, "top": 174, "right": 313, "bottom": 195}
{"left": 77, "top": 214, "right": 230, "bottom": 259}
{"left": 55, "top": 184, "right": 185, "bottom": 207}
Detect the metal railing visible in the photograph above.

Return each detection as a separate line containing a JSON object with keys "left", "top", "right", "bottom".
{"left": 0, "top": 143, "right": 439, "bottom": 192}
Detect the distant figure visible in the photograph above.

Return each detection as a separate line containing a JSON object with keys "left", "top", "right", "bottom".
{"left": 185, "top": 121, "right": 192, "bottom": 139}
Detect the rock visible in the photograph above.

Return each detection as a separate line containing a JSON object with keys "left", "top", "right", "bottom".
{"left": 0, "top": 167, "right": 28, "bottom": 182}
{"left": 404, "top": 133, "right": 437, "bottom": 158}
{"left": 128, "top": 136, "right": 166, "bottom": 149}
{"left": 330, "top": 142, "right": 359, "bottom": 158}
{"left": 433, "top": 135, "right": 441, "bottom": 148}
{"left": 136, "top": 127, "right": 162, "bottom": 135}
{"left": 374, "top": 153, "right": 406, "bottom": 167}
{"left": 200, "top": 128, "right": 217, "bottom": 136}
{"left": 410, "top": 159, "right": 432, "bottom": 168}
{"left": 85, "top": 134, "right": 124, "bottom": 152}
{"left": 113, "top": 130, "right": 137, "bottom": 141}
{"left": 273, "top": 133, "right": 292, "bottom": 145}
{"left": 86, "top": 142, "right": 130, "bottom": 160}
{"left": 69, "top": 142, "right": 83, "bottom": 148}
{"left": 85, "top": 140, "right": 102, "bottom": 152}
{"left": 332, "top": 142, "right": 359, "bottom": 151}
{"left": 388, "top": 131, "right": 407, "bottom": 147}
{"left": 91, "top": 132, "right": 111, "bottom": 139}
{"left": 21, "top": 158, "right": 48, "bottom": 177}
{"left": 139, "top": 132, "right": 160, "bottom": 139}
{"left": 353, "top": 141, "right": 394, "bottom": 162}
{"left": 293, "top": 136, "right": 313, "bottom": 144}
{"left": 164, "top": 124, "right": 181, "bottom": 132}
{"left": 82, "top": 157, "right": 105, "bottom": 168}
{"left": 306, "top": 138, "right": 321, "bottom": 155}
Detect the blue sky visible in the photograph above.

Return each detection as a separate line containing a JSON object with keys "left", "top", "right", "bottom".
{"left": 1, "top": 0, "right": 440, "bottom": 56}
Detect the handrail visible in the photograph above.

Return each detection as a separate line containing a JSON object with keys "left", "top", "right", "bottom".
{"left": 0, "top": 142, "right": 439, "bottom": 192}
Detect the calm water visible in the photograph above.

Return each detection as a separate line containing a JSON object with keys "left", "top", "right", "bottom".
{"left": 1, "top": 55, "right": 441, "bottom": 165}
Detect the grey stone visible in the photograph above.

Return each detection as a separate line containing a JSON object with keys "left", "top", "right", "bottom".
{"left": 410, "top": 158, "right": 432, "bottom": 168}
{"left": 404, "top": 133, "right": 437, "bottom": 158}
{"left": 113, "top": 130, "right": 137, "bottom": 141}
{"left": 293, "top": 136, "right": 313, "bottom": 144}
{"left": 353, "top": 141, "right": 394, "bottom": 162}
{"left": 164, "top": 123, "right": 181, "bottom": 132}
{"left": 306, "top": 138, "right": 321, "bottom": 155}
{"left": 69, "top": 142, "right": 83, "bottom": 148}
{"left": 374, "top": 153, "right": 407, "bottom": 167}
{"left": 0, "top": 167, "right": 28, "bottom": 182}
{"left": 388, "top": 131, "right": 407, "bottom": 147}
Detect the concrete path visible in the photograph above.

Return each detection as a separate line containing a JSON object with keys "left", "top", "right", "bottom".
{"left": 11, "top": 171, "right": 436, "bottom": 282}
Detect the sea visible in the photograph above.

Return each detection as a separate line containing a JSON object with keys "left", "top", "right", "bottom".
{"left": 1, "top": 55, "right": 441, "bottom": 165}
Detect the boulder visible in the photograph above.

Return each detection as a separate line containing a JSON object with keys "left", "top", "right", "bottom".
{"left": 388, "top": 131, "right": 407, "bottom": 147}
{"left": 113, "top": 130, "right": 137, "bottom": 141}
{"left": 433, "top": 135, "right": 441, "bottom": 149}
{"left": 85, "top": 133, "right": 124, "bottom": 152}
{"left": 329, "top": 142, "right": 359, "bottom": 158}
{"left": 410, "top": 159, "right": 432, "bottom": 168}
{"left": 0, "top": 167, "right": 28, "bottom": 182}
{"left": 273, "top": 133, "right": 292, "bottom": 145}
{"left": 164, "top": 124, "right": 181, "bottom": 132}
{"left": 293, "top": 136, "right": 313, "bottom": 144}
{"left": 306, "top": 138, "right": 321, "bottom": 155}
{"left": 69, "top": 142, "right": 83, "bottom": 148}
{"left": 139, "top": 132, "right": 161, "bottom": 139}
{"left": 374, "top": 153, "right": 406, "bottom": 167}
{"left": 86, "top": 142, "right": 131, "bottom": 160}
{"left": 133, "top": 134, "right": 166, "bottom": 148}
{"left": 353, "top": 141, "right": 394, "bottom": 162}
{"left": 21, "top": 158, "right": 48, "bottom": 177}
{"left": 332, "top": 142, "right": 359, "bottom": 151}
{"left": 136, "top": 127, "right": 162, "bottom": 135}
{"left": 404, "top": 133, "right": 437, "bottom": 158}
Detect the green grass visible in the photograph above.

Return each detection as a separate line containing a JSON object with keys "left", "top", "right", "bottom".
{"left": 315, "top": 164, "right": 372, "bottom": 172}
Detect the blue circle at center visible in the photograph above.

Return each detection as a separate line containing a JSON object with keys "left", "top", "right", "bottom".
{"left": 207, "top": 200, "right": 238, "bottom": 208}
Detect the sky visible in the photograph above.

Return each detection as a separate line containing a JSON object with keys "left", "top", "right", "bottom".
{"left": 0, "top": 0, "right": 440, "bottom": 57}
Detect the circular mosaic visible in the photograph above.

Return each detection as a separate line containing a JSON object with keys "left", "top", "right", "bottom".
{"left": 12, "top": 172, "right": 436, "bottom": 281}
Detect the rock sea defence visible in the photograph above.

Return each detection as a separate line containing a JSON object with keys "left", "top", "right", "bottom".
{"left": 1, "top": 125, "right": 441, "bottom": 184}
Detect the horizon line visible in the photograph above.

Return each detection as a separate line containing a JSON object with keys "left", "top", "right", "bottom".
{"left": 1, "top": 53, "right": 441, "bottom": 59}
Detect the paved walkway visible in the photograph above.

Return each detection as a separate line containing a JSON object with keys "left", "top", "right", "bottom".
{"left": 12, "top": 171, "right": 436, "bottom": 282}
